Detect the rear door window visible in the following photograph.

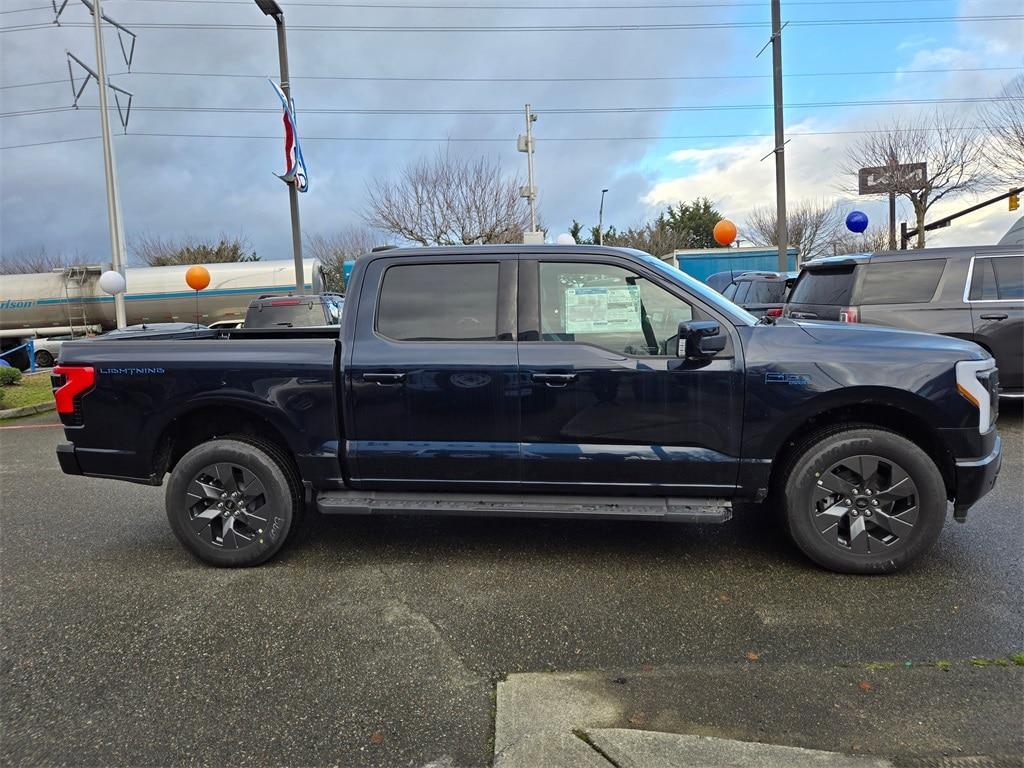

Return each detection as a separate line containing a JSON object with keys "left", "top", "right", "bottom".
{"left": 859, "top": 259, "right": 946, "bottom": 305}
{"left": 971, "top": 255, "right": 1024, "bottom": 301}
{"left": 377, "top": 262, "right": 500, "bottom": 341}
{"left": 788, "top": 267, "right": 855, "bottom": 306}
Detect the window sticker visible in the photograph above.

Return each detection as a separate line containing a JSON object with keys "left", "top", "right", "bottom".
{"left": 563, "top": 285, "right": 642, "bottom": 334}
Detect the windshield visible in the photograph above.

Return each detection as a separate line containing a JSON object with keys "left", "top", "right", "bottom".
{"left": 636, "top": 253, "right": 758, "bottom": 325}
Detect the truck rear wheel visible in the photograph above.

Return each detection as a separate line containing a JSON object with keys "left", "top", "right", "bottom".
{"left": 782, "top": 427, "right": 947, "bottom": 574}
{"left": 165, "top": 438, "right": 300, "bottom": 567}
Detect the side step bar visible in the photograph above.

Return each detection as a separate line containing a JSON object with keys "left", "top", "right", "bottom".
{"left": 316, "top": 491, "right": 732, "bottom": 524}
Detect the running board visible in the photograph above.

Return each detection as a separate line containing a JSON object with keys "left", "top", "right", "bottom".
{"left": 316, "top": 491, "right": 732, "bottom": 524}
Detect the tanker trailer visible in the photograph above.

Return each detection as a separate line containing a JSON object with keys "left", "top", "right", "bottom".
{"left": 0, "top": 259, "right": 323, "bottom": 366}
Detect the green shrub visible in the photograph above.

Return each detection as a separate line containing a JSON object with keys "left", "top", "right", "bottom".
{"left": 0, "top": 366, "right": 23, "bottom": 386}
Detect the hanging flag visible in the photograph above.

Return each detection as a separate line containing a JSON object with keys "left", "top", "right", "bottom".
{"left": 269, "top": 79, "right": 308, "bottom": 192}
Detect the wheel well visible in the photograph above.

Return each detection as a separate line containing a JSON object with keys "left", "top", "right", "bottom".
{"left": 769, "top": 404, "right": 956, "bottom": 500}
{"left": 154, "top": 406, "right": 296, "bottom": 479}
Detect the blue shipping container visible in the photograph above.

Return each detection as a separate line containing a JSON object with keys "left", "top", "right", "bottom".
{"left": 671, "top": 247, "right": 798, "bottom": 283}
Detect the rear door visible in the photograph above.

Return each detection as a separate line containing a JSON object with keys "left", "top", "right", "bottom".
{"left": 346, "top": 255, "right": 520, "bottom": 489}
{"left": 785, "top": 265, "right": 857, "bottom": 321}
{"left": 966, "top": 252, "right": 1024, "bottom": 391}
{"left": 517, "top": 256, "right": 743, "bottom": 495}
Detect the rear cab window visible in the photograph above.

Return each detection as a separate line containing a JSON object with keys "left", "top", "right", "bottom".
{"left": 245, "top": 299, "right": 327, "bottom": 328}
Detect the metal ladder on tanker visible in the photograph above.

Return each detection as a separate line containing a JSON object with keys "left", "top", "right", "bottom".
{"left": 61, "top": 266, "right": 97, "bottom": 337}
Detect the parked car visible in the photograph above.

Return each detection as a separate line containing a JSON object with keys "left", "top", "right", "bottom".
{"left": 32, "top": 335, "right": 75, "bottom": 368}
{"left": 722, "top": 271, "right": 799, "bottom": 318}
{"left": 207, "top": 320, "right": 244, "bottom": 331}
{"left": 784, "top": 246, "right": 1023, "bottom": 397}
{"left": 52, "top": 245, "right": 1001, "bottom": 574}
{"left": 705, "top": 269, "right": 747, "bottom": 293}
{"left": 243, "top": 293, "right": 343, "bottom": 329}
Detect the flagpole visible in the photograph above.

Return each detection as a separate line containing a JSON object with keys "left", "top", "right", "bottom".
{"left": 257, "top": 0, "right": 304, "bottom": 293}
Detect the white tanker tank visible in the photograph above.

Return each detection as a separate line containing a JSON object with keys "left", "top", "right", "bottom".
{"left": 0, "top": 259, "right": 323, "bottom": 339}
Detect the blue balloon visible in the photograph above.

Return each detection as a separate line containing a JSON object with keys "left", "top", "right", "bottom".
{"left": 846, "top": 211, "right": 869, "bottom": 234}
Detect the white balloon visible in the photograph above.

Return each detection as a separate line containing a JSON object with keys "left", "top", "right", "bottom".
{"left": 98, "top": 270, "right": 126, "bottom": 295}
{"left": 555, "top": 233, "right": 576, "bottom": 245}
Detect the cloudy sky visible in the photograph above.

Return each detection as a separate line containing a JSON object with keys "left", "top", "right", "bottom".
{"left": 1, "top": 0, "right": 1021, "bottom": 265}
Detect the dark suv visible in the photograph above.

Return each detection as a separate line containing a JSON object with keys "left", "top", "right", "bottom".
{"left": 243, "top": 293, "right": 344, "bottom": 329}
{"left": 784, "top": 246, "right": 1023, "bottom": 396}
{"left": 722, "top": 271, "right": 798, "bottom": 318}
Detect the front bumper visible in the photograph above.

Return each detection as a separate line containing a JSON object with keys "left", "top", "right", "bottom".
{"left": 952, "top": 435, "right": 1002, "bottom": 521}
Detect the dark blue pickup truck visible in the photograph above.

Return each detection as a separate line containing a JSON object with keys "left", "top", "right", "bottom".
{"left": 53, "top": 245, "right": 1002, "bottom": 573}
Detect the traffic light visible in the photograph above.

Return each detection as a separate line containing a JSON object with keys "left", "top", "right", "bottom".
{"left": 1011, "top": 189, "right": 1020, "bottom": 212}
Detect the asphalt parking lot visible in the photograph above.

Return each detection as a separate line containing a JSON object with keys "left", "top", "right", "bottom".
{"left": 2, "top": 406, "right": 1022, "bottom": 767}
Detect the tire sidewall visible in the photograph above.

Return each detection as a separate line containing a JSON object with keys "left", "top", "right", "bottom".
{"left": 35, "top": 351, "right": 54, "bottom": 368}
{"left": 166, "top": 439, "right": 295, "bottom": 567}
{"left": 784, "top": 429, "right": 946, "bottom": 574}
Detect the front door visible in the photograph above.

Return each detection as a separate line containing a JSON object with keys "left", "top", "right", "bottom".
{"left": 517, "top": 257, "right": 744, "bottom": 496}
{"left": 347, "top": 256, "right": 520, "bottom": 490}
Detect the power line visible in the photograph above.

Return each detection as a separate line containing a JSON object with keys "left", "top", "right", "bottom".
{"left": 98, "top": 0, "right": 1016, "bottom": 7}
{"left": 4, "top": 14, "right": 1023, "bottom": 32}
{"left": 0, "top": 125, "right": 1000, "bottom": 151}
{"left": 5, "top": 65, "right": 1021, "bottom": 90}
{"left": 2, "top": 94, "right": 1012, "bottom": 119}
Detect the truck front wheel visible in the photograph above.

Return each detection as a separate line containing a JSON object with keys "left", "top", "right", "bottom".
{"left": 782, "top": 427, "right": 947, "bottom": 574}
{"left": 165, "top": 438, "right": 300, "bottom": 567}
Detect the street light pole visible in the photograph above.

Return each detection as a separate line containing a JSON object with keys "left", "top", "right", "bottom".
{"left": 256, "top": 0, "right": 304, "bottom": 293}
{"left": 91, "top": 0, "right": 127, "bottom": 328}
{"left": 598, "top": 188, "right": 608, "bottom": 246}
{"left": 769, "top": 0, "right": 789, "bottom": 272}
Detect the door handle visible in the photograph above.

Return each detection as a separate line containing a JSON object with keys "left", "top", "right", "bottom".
{"left": 979, "top": 313, "right": 1008, "bottom": 321}
{"left": 363, "top": 372, "right": 406, "bottom": 385}
{"left": 532, "top": 372, "right": 578, "bottom": 387}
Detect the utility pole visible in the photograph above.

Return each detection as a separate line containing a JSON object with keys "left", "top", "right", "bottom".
{"left": 769, "top": 0, "right": 788, "bottom": 272}
{"left": 256, "top": 0, "right": 303, "bottom": 292}
{"left": 518, "top": 104, "right": 539, "bottom": 239}
{"left": 90, "top": 0, "right": 127, "bottom": 328}
{"left": 598, "top": 188, "right": 608, "bottom": 245}
{"left": 888, "top": 192, "right": 896, "bottom": 250}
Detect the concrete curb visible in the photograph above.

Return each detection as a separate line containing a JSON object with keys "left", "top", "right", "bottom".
{"left": 0, "top": 401, "right": 55, "bottom": 420}
{"left": 494, "top": 665, "right": 1022, "bottom": 768}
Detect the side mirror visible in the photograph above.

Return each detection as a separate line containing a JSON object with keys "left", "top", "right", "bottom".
{"left": 677, "top": 320, "right": 725, "bottom": 360}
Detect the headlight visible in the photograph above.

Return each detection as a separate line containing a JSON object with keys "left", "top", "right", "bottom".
{"left": 956, "top": 359, "right": 997, "bottom": 433}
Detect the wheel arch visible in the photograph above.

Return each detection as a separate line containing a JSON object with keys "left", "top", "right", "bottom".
{"left": 152, "top": 401, "right": 300, "bottom": 481}
{"left": 766, "top": 391, "right": 956, "bottom": 501}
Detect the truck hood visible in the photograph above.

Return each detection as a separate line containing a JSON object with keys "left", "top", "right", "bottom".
{"left": 793, "top": 320, "right": 991, "bottom": 361}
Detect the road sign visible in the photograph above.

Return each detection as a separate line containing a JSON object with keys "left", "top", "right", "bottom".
{"left": 858, "top": 163, "right": 927, "bottom": 195}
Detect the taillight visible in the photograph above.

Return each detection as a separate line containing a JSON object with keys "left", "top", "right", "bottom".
{"left": 52, "top": 365, "right": 95, "bottom": 414}
{"left": 839, "top": 306, "right": 860, "bottom": 323}
{"left": 766, "top": 307, "right": 783, "bottom": 318}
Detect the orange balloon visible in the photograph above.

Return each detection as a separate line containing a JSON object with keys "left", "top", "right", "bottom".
{"left": 713, "top": 219, "right": 737, "bottom": 246}
{"left": 185, "top": 265, "right": 211, "bottom": 291}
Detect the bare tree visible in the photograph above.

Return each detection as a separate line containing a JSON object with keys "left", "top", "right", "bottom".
{"left": 829, "top": 225, "right": 893, "bottom": 256}
{"left": 979, "top": 75, "right": 1024, "bottom": 187}
{"left": 0, "top": 246, "right": 88, "bottom": 274}
{"left": 364, "top": 150, "right": 531, "bottom": 246}
{"left": 844, "top": 111, "right": 986, "bottom": 248}
{"left": 130, "top": 233, "right": 258, "bottom": 266}
{"left": 743, "top": 199, "right": 844, "bottom": 262}
{"left": 305, "top": 226, "right": 383, "bottom": 292}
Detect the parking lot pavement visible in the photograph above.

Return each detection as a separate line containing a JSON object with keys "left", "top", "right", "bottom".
{"left": 1, "top": 406, "right": 1022, "bottom": 767}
